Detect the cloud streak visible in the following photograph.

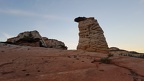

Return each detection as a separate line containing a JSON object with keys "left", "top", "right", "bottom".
{"left": 0, "top": 9, "right": 69, "bottom": 21}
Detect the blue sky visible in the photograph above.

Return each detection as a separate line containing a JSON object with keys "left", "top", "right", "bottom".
{"left": 0, "top": 0, "right": 144, "bottom": 52}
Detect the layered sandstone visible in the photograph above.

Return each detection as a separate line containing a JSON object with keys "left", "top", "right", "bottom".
{"left": 75, "top": 17, "right": 109, "bottom": 53}
{"left": 6, "top": 30, "right": 67, "bottom": 50}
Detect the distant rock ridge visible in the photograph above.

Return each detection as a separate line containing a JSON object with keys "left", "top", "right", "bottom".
{"left": 6, "top": 30, "right": 67, "bottom": 50}
{"left": 109, "top": 47, "right": 144, "bottom": 57}
{"left": 75, "top": 17, "right": 109, "bottom": 54}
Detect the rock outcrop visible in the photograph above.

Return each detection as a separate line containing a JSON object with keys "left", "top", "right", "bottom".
{"left": 109, "top": 47, "right": 129, "bottom": 55}
{"left": 6, "top": 30, "right": 67, "bottom": 50}
{"left": 109, "top": 47, "right": 144, "bottom": 58}
{"left": 75, "top": 17, "right": 109, "bottom": 53}
{"left": 43, "top": 37, "right": 67, "bottom": 50}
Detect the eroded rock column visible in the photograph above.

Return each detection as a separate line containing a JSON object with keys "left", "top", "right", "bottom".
{"left": 75, "top": 17, "right": 109, "bottom": 54}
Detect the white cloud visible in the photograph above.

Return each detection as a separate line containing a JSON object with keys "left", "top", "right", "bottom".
{"left": 1, "top": 32, "right": 13, "bottom": 38}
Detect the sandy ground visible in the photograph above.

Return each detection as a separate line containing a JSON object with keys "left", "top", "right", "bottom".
{"left": 0, "top": 43, "right": 144, "bottom": 81}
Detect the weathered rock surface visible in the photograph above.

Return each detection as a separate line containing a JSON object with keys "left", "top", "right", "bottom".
{"left": 6, "top": 30, "right": 67, "bottom": 50}
{"left": 43, "top": 37, "right": 67, "bottom": 50}
{"left": 75, "top": 17, "right": 109, "bottom": 53}
{"left": 0, "top": 43, "right": 144, "bottom": 81}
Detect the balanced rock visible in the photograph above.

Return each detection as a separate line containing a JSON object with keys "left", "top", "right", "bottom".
{"left": 75, "top": 17, "right": 109, "bottom": 53}
{"left": 6, "top": 30, "right": 67, "bottom": 50}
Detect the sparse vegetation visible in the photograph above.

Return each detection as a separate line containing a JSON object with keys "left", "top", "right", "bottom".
{"left": 100, "top": 54, "right": 113, "bottom": 64}
{"left": 100, "top": 57, "right": 111, "bottom": 64}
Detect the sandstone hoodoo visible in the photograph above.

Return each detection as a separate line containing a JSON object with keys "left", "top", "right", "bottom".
{"left": 75, "top": 17, "right": 109, "bottom": 53}
{"left": 6, "top": 30, "right": 67, "bottom": 50}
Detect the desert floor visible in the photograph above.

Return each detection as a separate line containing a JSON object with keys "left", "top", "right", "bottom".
{"left": 0, "top": 43, "right": 144, "bottom": 81}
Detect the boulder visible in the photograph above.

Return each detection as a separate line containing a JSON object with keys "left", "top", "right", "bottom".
{"left": 75, "top": 17, "right": 109, "bottom": 54}
{"left": 6, "top": 30, "right": 67, "bottom": 50}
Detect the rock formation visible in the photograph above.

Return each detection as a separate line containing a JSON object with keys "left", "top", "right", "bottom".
{"left": 43, "top": 37, "right": 67, "bottom": 50}
{"left": 75, "top": 17, "right": 109, "bottom": 53}
{"left": 109, "top": 47, "right": 129, "bottom": 55}
{"left": 6, "top": 30, "right": 67, "bottom": 50}
{"left": 109, "top": 47, "right": 144, "bottom": 57}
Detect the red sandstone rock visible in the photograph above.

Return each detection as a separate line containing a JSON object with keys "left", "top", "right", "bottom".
{"left": 0, "top": 43, "right": 144, "bottom": 81}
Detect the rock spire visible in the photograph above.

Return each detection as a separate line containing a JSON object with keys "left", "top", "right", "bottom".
{"left": 75, "top": 17, "right": 109, "bottom": 53}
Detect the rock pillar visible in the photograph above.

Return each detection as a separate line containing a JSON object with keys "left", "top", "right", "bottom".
{"left": 75, "top": 17, "right": 109, "bottom": 54}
